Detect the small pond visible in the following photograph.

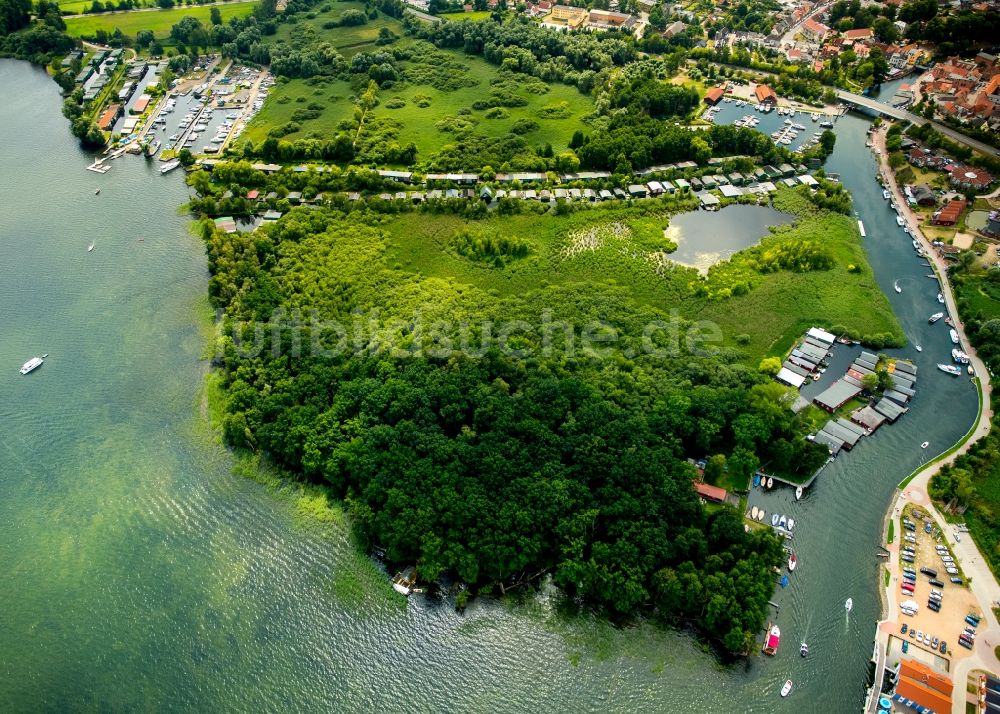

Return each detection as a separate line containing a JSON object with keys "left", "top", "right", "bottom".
{"left": 665, "top": 203, "right": 796, "bottom": 274}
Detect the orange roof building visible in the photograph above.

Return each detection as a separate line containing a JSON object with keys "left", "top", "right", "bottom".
{"left": 693, "top": 481, "right": 727, "bottom": 503}
{"left": 704, "top": 86, "right": 725, "bottom": 105}
{"left": 755, "top": 84, "right": 777, "bottom": 105}
{"left": 895, "top": 659, "right": 952, "bottom": 713}
{"left": 97, "top": 103, "right": 121, "bottom": 131}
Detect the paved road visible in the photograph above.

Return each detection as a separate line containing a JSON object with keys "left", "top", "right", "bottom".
{"left": 837, "top": 90, "right": 1000, "bottom": 158}
{"left": 870, "top": 125, "right": 1000, "bottom": 714}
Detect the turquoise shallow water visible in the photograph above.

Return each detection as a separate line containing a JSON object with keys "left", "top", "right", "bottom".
{"left": 0, "top": 59, "right": 980, "bottom": 712}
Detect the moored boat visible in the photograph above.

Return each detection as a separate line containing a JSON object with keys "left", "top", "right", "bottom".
{"left": 952, "top": 349, "right": 970, "bottom": 364}
{"left": 778, "top": 515, "right": 787, "bottom": 529}
{"left": 766, "top": 476, "right": 773, "bottom": 488}
{"left": 772, "top": 513, "right": 779, "bottom": 527}
{"left": 937, "top": 293, "right": 945, "bottom": 304}
{"left": 896, "top": 215, "right": 905, "bottom": 227}
{"left": 795, "top": 486, "right": 803, "bottom": 500}
{"left": 763, "top": 624, "right": 781, "bottom": 655}
{"left": 928, "top": 312, "right": 944, "bottom": 323}
{"left": 787, "top": 518, "right": 794, "bottom": 530}
{"left": 882, "top": 189, "right": 890, "bottom": 200}
{"left": 751, "top": 506, "right": 759, "bottom": 520}
{"left": 950, "top": 329, "right": 959, "bottom": 345}
{"left": 938, "top": 363, "right": 962, "bottom": 376}
{"left": 160, "top": 159, "right": 181, "bottom": 175}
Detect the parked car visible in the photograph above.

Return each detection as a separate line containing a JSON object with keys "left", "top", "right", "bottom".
{"left": 901, "top": 623, "right": 908, "bottom": 634}
{"left": 940, "top": 641, "right": 947, "bottom": 654}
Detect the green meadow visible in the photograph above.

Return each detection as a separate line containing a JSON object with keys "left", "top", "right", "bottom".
{"left": 380, "top": 188, "right": 903, "bottom": 360}
{"left": 64, "top": 2, "right": 255, "bottom": 38}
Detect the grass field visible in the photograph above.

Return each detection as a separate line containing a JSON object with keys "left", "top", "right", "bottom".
{"left": 64, "top": 1, "right": 255, "bottom": 38}
{"left": 273, "top": 1, "right": 402, "bottom": 56}
{"left": 377, "top": 188, "right": 903, "bottom": 360}
{"left": 240, "top": 41, "right": 594, "bottom": 163}
{"left": 439, "top": 10, "right": 491, "bottom": 20}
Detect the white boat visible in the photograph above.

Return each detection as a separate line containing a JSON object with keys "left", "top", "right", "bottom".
{"left": 921, "top": 441, "right": 929, "bottom": 449}
{"left": 800, "top": 642, "right": 809, "bottom": 657}
{"left": 766, "top": 477, "right": 773, "bottom": 488}
{"left": 751, "top": 506, "right": 760, "bottom": 520}
{"left": 896, "top": 215, "right": 905, "bottom": 227}
{"left": 968, "top": 365, "right": 975, "bottom": 375}
{"left": 929, "top": 312, "right": 944, "bottom": 323}
{"left": 19, "top": 355, "right": 46, "bottom": 374}
{"left": 160, "top": 159, "right": 181, "bottom": 175}
{"left": 938, "top": 363, "right": 962, "bottom": 376}
{"left": 937, "top": 293, "right": 945, "bottom": 304}
{"left": 781, "top": 679, "right": 793, "bottom": 697}
{"left": 772, "top": 513, "right": 780, "bottom": 527}
{"left": 845, "top": 597, "right": 853, "bottom": 613}
{"left": 952, "top": 349, "right": 970, "bottom": 364}
{"left": 883, "top": 189, "right": 890, "bottom": 200}
{"left": 787, "top": 518, "right": 795, "bottom": 530}
{"left": 87, "top": 242, "right": 94, "bottom": 252}
{"left": 778, "top": 515, "right": 787, "bottom": 529}
{"left": 788, "top": 552, "right": 798, "bottom": 571}
{"left": 916, "top": 345, "right": 922, "bottom": 352}
{"left": 950, "top": 329, "right": 959, "bottom": 345}
{"left": 795, "top": 486, "right": 803, "bottom": 500}
{"left": 894, "top": 281, "right": 902, "bottom": 293}
{"left": 758, "top": 510, "right": 765, "bottom": 522}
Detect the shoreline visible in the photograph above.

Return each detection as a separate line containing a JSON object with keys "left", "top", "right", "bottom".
{"left": 865, "top": 124, "right": 1000, "bottom": 713}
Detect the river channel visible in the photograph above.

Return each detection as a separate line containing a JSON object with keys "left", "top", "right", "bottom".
{"left": 0, "top": 59, "right": 981, "bottom": 711}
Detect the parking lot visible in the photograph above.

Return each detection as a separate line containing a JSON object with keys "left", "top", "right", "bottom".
{"left": 890, "top": 504, "right": 982, "bottom": 667}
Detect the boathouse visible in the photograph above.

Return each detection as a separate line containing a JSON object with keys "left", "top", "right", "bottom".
{"left": 814, "top": 379, "right": 862, "bottom": 412}
{"left": 851, "top": 405, "right": 886, "bottom": 432}
{"left": 806, "top": 327, "right": 836, "bottom": 346}
{"left": 704, "top": 86, "right": 725, "bottom": 105}
{"left": 874, "top": 398, "right": 907, "bottom": 422}
{"left": 776, "top": 367, "right": 807, "bottom": 389}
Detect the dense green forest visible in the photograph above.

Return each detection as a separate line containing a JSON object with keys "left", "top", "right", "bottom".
{"left": 0, "top": 0, "right": 74, "bottom": 63}
{"left": 930, "top": 258, "right": 1000, "bottom": 575}
{"left": 197, "top": 180, "right": 908, "bottom": 652}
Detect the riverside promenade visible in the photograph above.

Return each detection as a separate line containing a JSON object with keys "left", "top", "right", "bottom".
{"left": 867, "top": 125, "right": 1000, "bottom": 714}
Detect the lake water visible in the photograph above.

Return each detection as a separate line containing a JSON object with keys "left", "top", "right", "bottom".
{"left": 666, "top": 204, "right": 795, "bottom": 273}
{"left": 0, "top": 59, "right": 981, "bottom": 712}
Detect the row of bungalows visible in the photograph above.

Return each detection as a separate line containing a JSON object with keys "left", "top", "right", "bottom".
{"left": 776, "top": 327, "right": 835, "bottom": 389}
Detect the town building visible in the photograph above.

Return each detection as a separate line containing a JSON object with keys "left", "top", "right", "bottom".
{"left": 755, "top": 84, "right": 777, "bottom": 105}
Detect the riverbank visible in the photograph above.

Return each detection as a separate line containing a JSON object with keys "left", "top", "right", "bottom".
{"left": 866, "top": 124, "right": 1000, "bottom": 713}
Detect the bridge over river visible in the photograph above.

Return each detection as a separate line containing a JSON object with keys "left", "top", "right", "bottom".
{"left": 835, "top": 89, "right": 1000, "bottom": 158}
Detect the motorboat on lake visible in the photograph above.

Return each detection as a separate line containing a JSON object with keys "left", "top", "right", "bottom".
{"left": 921, "top": 441, "right": 929, "bottom": 449}
{"left": 800, "top": 642, "right": 809, "bottom": 657}
{"left": 772, "top": 513, "right": 780, "bottom": 527}
{"left": 845, "top": 597, "right": 853, "bottom": 613}
{"left": 916, "top": 345, "right": 922, "bottom": 352}
{"left": 953, "top": 349, "right": 970, "bottom": 364}
{"left": 883, "top": 189, "right": 890, "bottom": 200}
{"left": 896, "top": 215, "right": 905, "bottom": 227}
{"left": 795, "top": 486, "right": 803, "bottom": 500}
{"left": 751, "top": 506, "right": 759, "bottom": 520}
{"left": 781, "top": 679, "right": 793, "bottom": 697}
{"left": 788, "top": 552, "right": 798, "bottom": 571}
{"left": 763, "top": 624, "right": 781, "bottom": 655}
{"left": 950, "top": 329, "right": 960, "bottom": 344}
{"left": 894, "top": 281, "right": 902, "bottom": 293}
{"left": 19, "top": 354, "right": 47, "bottom": 374}
{"left": 929, "top": 312, "right": 944, "bottom": 323}
{"left": 778, "top": 515, "right": 787, "bottom": 529}
{"left": 937, "top": 293, "right": 945, "bottom": 304}
{"left": 938, "top": 363, "right": 962, "bottom": 376}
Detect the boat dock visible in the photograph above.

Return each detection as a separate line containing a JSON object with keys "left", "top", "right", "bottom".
{"left": 86, "top": 161, "right": 110, "bottom": 173}
{"left": 858, "top": 219, "right": 866, "bottom": 237}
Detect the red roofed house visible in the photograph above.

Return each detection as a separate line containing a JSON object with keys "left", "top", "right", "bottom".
{"left": 843, "top": 28, "right": 873, "bottom": 41}
{"left": 802, "top": 17, "right": 830, "bottom": 41}
{"left": 97, "top": 103, "right": 121, "bottom": 131}
{"left": 895, "top": 659, "right": 952, "bottom": 714}
{"left": 949, "top": 166, "right": 993, "bottom": 191}
{"left": 246, "top": 190, "right": 260, "bottom": 200}
{"left": 755, "top": 84, "right": 777, "bottom": 105}
{"left": 693, "top": 481, "right": 727, "bottom": 503}
{"left": 932, "top": 198, "right": 967, "bottom": 226}
{"left": 704, "top": 86, "right": 725, "bottom": 105}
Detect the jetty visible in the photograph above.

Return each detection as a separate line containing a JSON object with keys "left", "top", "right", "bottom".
{"left": 86, "top": 160, "right": 110, "bottom": 174}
